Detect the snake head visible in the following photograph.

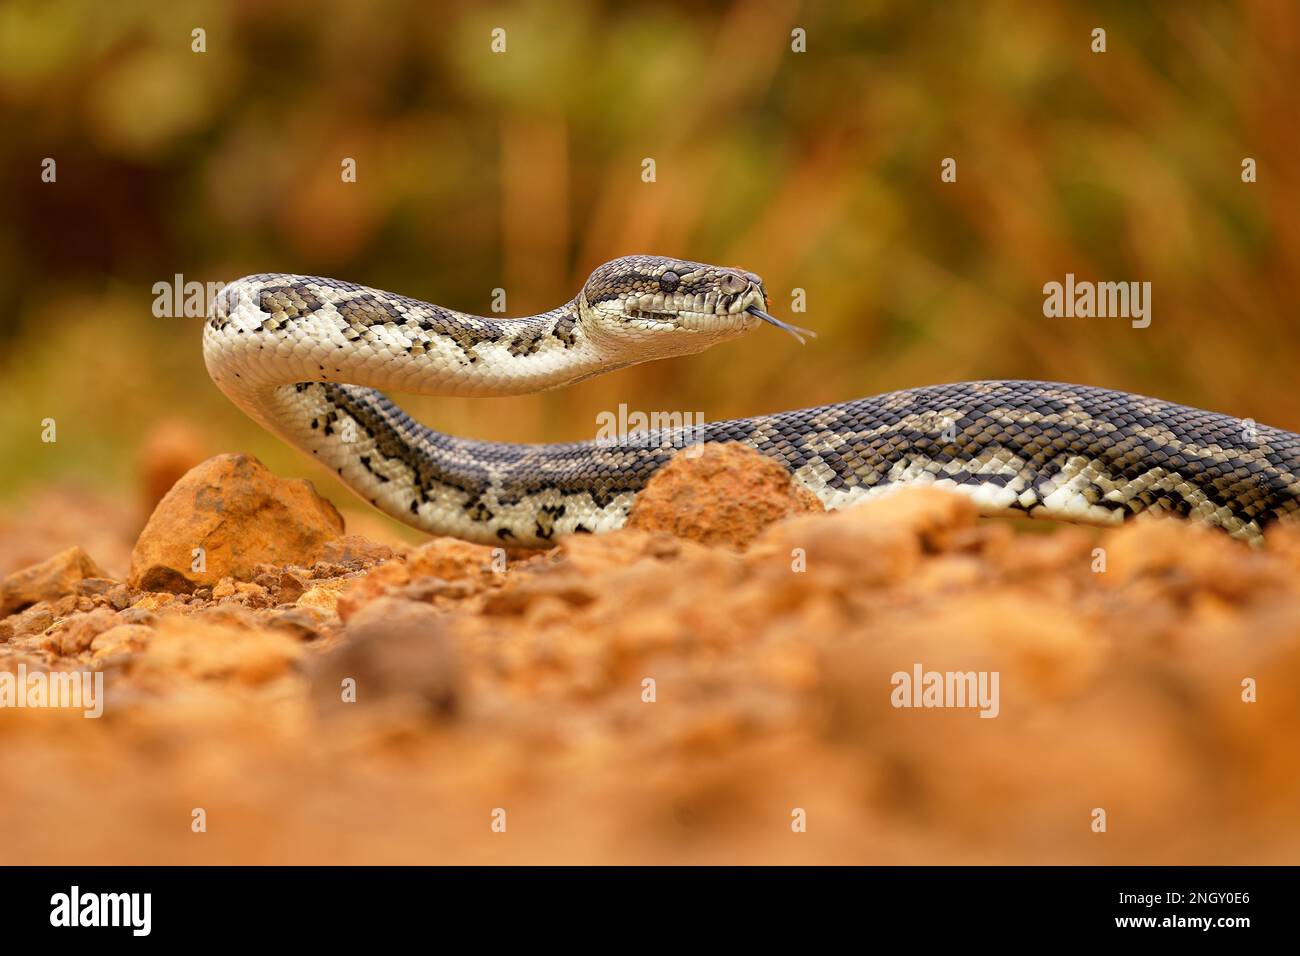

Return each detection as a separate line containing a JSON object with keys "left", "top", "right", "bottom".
{"left": 578, "top": 255, "right": 811, "bottom": 355}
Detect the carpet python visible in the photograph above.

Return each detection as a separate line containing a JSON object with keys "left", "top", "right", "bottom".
{"left": 204, "top": 255, "right": 1300, "bottom": 547}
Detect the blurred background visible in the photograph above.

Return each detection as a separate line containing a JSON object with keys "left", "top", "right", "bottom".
{"left": 2, "top": 0, "right": 1298, "bottom": 549}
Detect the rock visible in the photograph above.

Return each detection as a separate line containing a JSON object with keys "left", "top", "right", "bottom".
{"left": 0, "top": 547, "right": 108, "bottom": 617}
{"left": 131, "top": 593, "right": 175, "bottom": 613}
{"left": 233, "top": 582, "right": 270, "bottom": 608}
{"left": 262, "top": 608, "right": 326, "bottom": 641}
{"left": 336, "top": 538, "right": 502, "bottom": 620}
{"left": 1267, "top": 522, "right": 1300, "bottom": 572}
{"left": 8, "top": 603, "right": 55, "bottom": 638}
{"left": 404, "top": 538, "right": 504, "bottom": 583}
{"left": 190, "top": 603, "right": 260, "bottom": 631}
{"left": 556, "top": 528, "right": 707, "bottom": 576}
{"left": 105, "top": 583, "right": 132, "bottom": 610}
{"left": 252, "top": 567, "right": 308, "bottom": 604}
{"left": 312, "top": 597, "right": 458, "bottom": 719}
{"left": 746, "top": 487, "right": 979, "bottom": 590}
{"left": 48, "top": 608, "right": 121, "bottom": 655}
{"left": 134, "top": 617, "right": 301, "bottom": 686}
{"left": 625, "top": 442, "right": 823, "bottom": 550}
{"left": 129, "top": 453, "right": 345, "bottom": 592}
{"left": 116, "top": 607, "right": 158, "bottom": 627}
{"left": 298, "top": 584, "right": 344, "bottom": 615}
{"left": 482, "top": 576, "right": 598, "bottom": 616}
{"left": 50, "top": 594, "right": 88, "bottom": 616}
{"left": 76, "top": 577, "right": 120, "bottom": 598}
{"left": 317, "top": 535, "right": 396, "bottom": 567}
{"left": 90, "top": 624, "right": 153, "bottom": 662}
{"left": 1098, "top": 519, "right": 1267, "bottom": 603}
{"left": 396, "top": 577, "right": 476, "bottom": 602}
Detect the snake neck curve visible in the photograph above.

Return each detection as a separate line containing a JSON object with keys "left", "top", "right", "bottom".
{"left": 203, "top": 273, "right": 660, "bottom": 545}
{"left": 204, "top": 274, "right": 617, "bottom": 408}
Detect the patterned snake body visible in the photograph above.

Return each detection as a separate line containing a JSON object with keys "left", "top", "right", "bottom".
{"left": 204, "top": 256, "right": 1300, "bottom": 547}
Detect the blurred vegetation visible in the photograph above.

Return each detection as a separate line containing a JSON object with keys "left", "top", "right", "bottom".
{"left": 2, "top": 0, "right": 1298, "bottom": 535}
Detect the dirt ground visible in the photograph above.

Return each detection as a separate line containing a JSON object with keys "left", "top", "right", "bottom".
{"left": 1, "top": 443, "right": 1298, "bottom": 865}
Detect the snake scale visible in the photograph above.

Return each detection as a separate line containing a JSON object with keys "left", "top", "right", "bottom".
{"left": 204, "top": 255, "right": 1300, "bottom": 548}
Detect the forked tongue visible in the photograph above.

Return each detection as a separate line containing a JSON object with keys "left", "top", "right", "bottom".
{"left": 745, "top": 306, "right": 817, "bottom": 345}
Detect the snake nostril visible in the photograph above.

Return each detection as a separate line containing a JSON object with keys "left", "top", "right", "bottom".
{"left": 720, "top": 274, "right": 747, "bottom": 295}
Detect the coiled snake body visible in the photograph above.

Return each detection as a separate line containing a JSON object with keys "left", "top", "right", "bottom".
{"left": 204, "top": 255, "right": 1300, "bottom": 547}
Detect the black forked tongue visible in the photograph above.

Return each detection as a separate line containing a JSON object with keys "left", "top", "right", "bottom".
{"left": 745, "top": 306, "right": 817, "bottom": 345}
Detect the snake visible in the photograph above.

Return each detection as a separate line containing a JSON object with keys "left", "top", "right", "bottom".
{"left": 203, "top": 254, "right": 1300, "bottom": 548}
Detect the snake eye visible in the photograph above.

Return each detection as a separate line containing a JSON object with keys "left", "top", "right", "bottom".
{"left": 659, "top": 271, "right": 679, "bottom": 293}
{"left": 719, "top": 273, "right": 748, "bottom": 295}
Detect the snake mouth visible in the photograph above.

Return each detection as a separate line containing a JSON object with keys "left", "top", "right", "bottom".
{"left": 620, "top": 286, "right": 804, "bottom": 339}
{"left": 745, "top": 306, "right": 816, "bottom": 345}
{"left": 627, "top": 308, "right": 679, "bottom": 327}
{"left": 628, "top": 306, "right": 755, "bottom": 335}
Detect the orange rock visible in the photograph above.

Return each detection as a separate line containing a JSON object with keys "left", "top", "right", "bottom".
{"left": 130, "top": 592, "right": 176, "bottom": 613}
{"left": 1265, "top": 522, "right": 1300, "bottom": 572}
{"left": 311, "top": 596, "right": 459, "bottom": 720}
{"left": 404, "top": 537, "right": 502, "bottom": 581}
{"left": 556, "top": 528, "right": 708, "bottom": 576}
{"left": 129, "top": 454, "right": 345, "bottom": 592}
{"left": 48, "top": 607, "right": 120, "bottom": 656}
{"left": 746, "top": 486, "right": 979, "bottom": 588}
{"left": 625, "top": 442, "right": 823, "bottom": 550}
{"left": 317, "top": 535, "right": 396, "bottom": 567}
{"left": 297, "top": 584, "right": 345, "bottom": 615}
{"left": 1097, "top": 517, "right": 1272, "bottom": 603}
{"left": 336, "top": 537, "right": 503, "bottom": 620}
{"left": 335, "top": 579, "right": 394, "bottom": 622}
{"left": 0, "top": 546, "right": 107, "bottom": 617}
{"left": 6, "top": 602, "right": 55, "bottom": 639}
{"left": 134, "top": 617, "right": 301, "bottom": 686}
{"left": 90, "top": 624, "right": 153, "bottom": 663}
